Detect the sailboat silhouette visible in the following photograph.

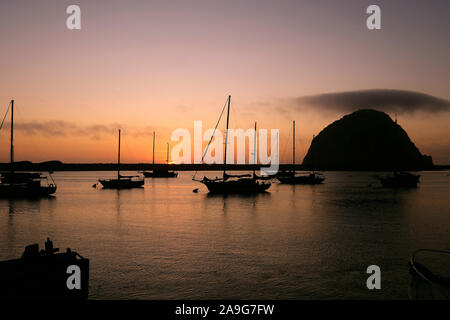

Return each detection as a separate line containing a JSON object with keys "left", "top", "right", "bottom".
{"left": 0, "top": 100, "right": 57, "bottom": 198}
{"left": 193, "top": 96, "right": 271, "bottom": 194}
{"left": 277, "top": 120, "right": 325, "bottom": 185}
{"left": 142, "top": 132, "right": 178, "bottom": 178}
{"left": 98, "top": 129, "right": 145, "bottom": 189}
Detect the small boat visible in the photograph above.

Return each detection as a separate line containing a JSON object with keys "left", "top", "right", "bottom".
{"left": 0, "top": 172, "right": 57, "bottom": 198}
{"left": 142, "top": 132, "right": 178, "bottom": 178}
{"left": 0, "top": 100, "right": 57, "bottom": 198}
{"left": 98, "top": 129, "right": 144, "bottom": 189}
{"left": 378, "top": 171, "right": 419, "bottom": 188}
{"left": 99, "top": 174, "right": 144, "bottom": 189}
{"left": 409, "top": 249, "right": 450, "bottom": 300}
{"left": 277, "top": 120, "right": 325, "bottom": 185}
{"left": 143, "top": 169, "right": 178, "bottom": 178}
{"left": 0, "top": 238, "right": 89, "bottom": 300}
{"left": 200, "top": 173, "right": 271, "bottom": 194}
{"left": 278, "top": 172, "right": 325, "bottom": 185}
{"left": 193, "top": 96, "right": 271, "bottom": 194}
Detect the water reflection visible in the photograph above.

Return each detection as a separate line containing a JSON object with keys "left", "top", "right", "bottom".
{"left": 204, "top": 192, "right": 271, "bottom": 215}
{"left": 205, "top": 192, "right": 271, "bottom": 200}
{"left": 115, "top": 190, "right": 121, "bottom": 216}
{"left": 6, "top": 198, "right": 47, "bottom": 219}
{"left": 0, "top": 171, "right": 449, "bottom": 299}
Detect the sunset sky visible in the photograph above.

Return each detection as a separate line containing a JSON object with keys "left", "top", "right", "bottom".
{"left": 1, "top": 0, "right": 449, "bottom": 164}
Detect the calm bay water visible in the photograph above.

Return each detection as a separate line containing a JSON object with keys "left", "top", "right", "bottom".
{"left": 0, "top": 171, "right": 449, "bottom": 299}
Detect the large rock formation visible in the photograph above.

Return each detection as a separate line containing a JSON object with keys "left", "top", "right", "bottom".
{"left": 302, "top": 109, "right": 433, "bottom": 170}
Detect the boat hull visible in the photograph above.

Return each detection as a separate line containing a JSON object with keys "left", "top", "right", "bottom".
{"left": 143, "top": 170, "right": 178, "bottom": 178}
{"left": 379, "top": 173, "right": 419, "bottom": 188}
{"left": 409, "top": 250, "right": 450, "bottom": 300}
{"left": 99, "top": 178, "right": 144, "bottom": 189}
{"left": 409, "top": 261, "right": 450, "bottom": 299}
{"left": 0, "top": 183, "right": 56, "bottom": 198}
{"left": 0, "top": 251, "right": 89, "bottom": 300}
{"left": 277, "top": 175, "right": 325, "bottom": 185}
{"left": 202, "top": 179, "right": 270, "bottom": 194}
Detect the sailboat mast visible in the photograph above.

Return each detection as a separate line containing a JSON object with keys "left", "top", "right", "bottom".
{"left": 152, "top": 131, "right": 155, "bottom": 166}
{"left": 253, "top": 121, "right": 257, "bottom": 176}
{"left": 293, "top": 120, "right": 295, "bottom": 175}
{"left": 10, "top": 100, "right": 14, "bottom": 174}
{"left": 223, "top": 95, "right": 231, "bottom": 177}
{"left": 118, "top": 129, "right": 121, "bottom": 180}
{"left": 166, "top": 143, "right": 169, "bottom": 164}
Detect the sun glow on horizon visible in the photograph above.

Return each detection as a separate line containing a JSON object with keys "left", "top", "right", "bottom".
{"left": 0, "top": 1, "right": 449, "bottom": 164}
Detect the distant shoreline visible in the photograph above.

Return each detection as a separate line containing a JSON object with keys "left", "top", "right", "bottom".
{"left": 0, "top": 162, "right": 449, "bottom": 172}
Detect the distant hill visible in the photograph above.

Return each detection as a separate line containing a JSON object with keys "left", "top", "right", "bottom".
{"left": 302, "top": 109, "right": 433, "bottom": 170}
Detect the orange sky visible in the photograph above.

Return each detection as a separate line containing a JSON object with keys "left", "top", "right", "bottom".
{"left": 1, "top": 1, "right": 449, "bottom": 164}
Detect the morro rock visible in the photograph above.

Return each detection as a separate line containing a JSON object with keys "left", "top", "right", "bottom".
{"left": 302, "top": 109, "right": 433, "bottom": 170}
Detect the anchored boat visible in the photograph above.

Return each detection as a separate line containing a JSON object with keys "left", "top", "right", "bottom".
{"left": 142, "top": 133, "right": 178, "bottom": 178}
{"left": 143, "top": 169, "right": 178, "bottom": 178}
{"left": 200, "top": 174, "right": 271, "bottom": 194}
{"left": 277, "top": 120, "right": 325, "bottom": 185}
{"left": 378, "top": 171, "right": 420, "bottom": 188}
{"left": 0, "top": 172, "right": 56, "bottom": 198}
{"left": 0, "top": 100, "right": 56, "bottom": 198}
{"left": 98, "top": 129, "right": 144, "bottom": 189}
{"left": 193, "top": 96, "right": 271, "bottom": 194}
{"left": 277, "top": 172, "right": 325, "bottom": 185}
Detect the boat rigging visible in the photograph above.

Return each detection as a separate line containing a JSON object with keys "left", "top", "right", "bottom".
{"left": 193, "top": 95, "right": 271, "bottom": 194}
{"left": 97, "top": 129, "right": 145, "bottom": 189}
{"left": 141, "top": 131, "right": 178, "bottom": 178}
{"left": 276, "top": 120, "right": 325, "bottom": 185}
{"left": 0, "top": 100, "right": 57, "bottom": 198}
